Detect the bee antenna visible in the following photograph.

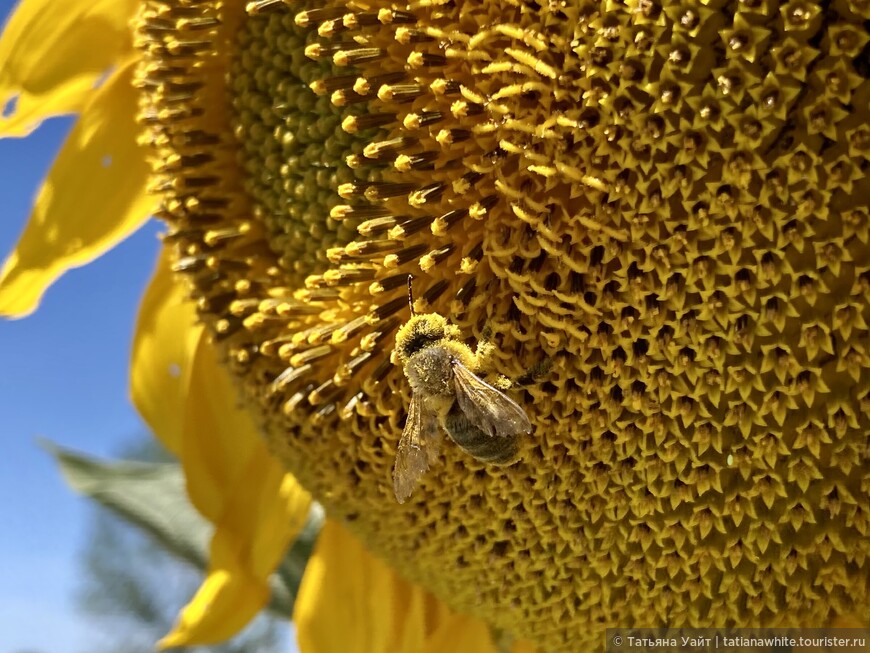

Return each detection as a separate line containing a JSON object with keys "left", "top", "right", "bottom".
{"left": 407, "top": 274, "right": 416, "bottom": 316}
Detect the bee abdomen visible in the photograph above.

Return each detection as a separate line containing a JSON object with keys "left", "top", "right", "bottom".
{"left": 443, "top": 404, "right": 518, "bottom": 464}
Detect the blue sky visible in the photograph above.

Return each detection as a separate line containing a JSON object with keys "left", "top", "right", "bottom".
{"left": 0, "top": 120, "right": 165, "bottom": 653}
{"left": 0, "top": 122, "right": 165, "bottom": 651}
{"left": 0, "top": 2, "right": 166, "bottom": 650}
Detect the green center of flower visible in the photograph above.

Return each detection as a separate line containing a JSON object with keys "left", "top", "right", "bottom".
{"left": 230, "top": 10, "right": 371, "bottom": 282}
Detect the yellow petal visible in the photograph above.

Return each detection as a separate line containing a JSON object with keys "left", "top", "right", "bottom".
{"left": 0, "top": 58, "right": 154, "bottom": 318}
{"left": 295, "top": 520, "right": 399, "bottom": 653}
{"left": 160, "top": 458, "right": 311, "bottom": 647}
{"left": 511, "top": 640, "right": 540, "bottom": 653}
{"left": 179, "top": 333, "right": 265, "bottom": 521}
{"left": 156, "top": 320, "right": 311, "bottom": 646}
{"left": 129, "top": 250, "right": 310, "bottom": 647}
{"left": 130, "top": 249, "right": 202, "bottom": 457}
{"left": 295, "top": 519, "right": 504, "bottom": 653}
{"left": 423, "top": 615, "right": 497, "bottom": 653}
{"left": 158, "top": 568, "right": 265, "bottom": 649}
{"left": 0, "top": 0, "right": 138, "bottom": 136}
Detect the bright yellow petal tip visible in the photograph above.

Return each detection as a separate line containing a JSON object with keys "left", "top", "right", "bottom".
{"left": 0, "top": 59, "right": 155, "bottom": 318}
{"left": 158, "top": 566, "right": 267, "bottom": 649}
{"left": 159, "top": 467, "right": 312, "bottom": 648}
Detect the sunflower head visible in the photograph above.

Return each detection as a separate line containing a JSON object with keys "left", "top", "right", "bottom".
{"left": 3, "top": 0, "right": 868, "bottom": 649}
{"left": 131, "top": 0, "right": 870, "bottom": 648}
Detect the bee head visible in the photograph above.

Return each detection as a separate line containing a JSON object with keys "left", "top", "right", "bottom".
{"left": 394, "top": 313, "right": 453, "bottom": 364}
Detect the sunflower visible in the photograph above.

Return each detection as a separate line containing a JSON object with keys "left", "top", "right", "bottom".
{"left": 2, "top": 0, "right": 869, "bottom": 650}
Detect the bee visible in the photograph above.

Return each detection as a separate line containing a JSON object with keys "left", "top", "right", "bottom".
{"left": 391, "top": 278, "right": 533, "bottom": 503}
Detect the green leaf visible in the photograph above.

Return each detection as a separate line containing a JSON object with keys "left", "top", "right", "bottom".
{"left": 43, "top": 440, "right": 320, "bottom": 618}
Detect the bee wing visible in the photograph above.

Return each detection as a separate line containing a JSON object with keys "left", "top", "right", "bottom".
{"left": 452, "top": 361, "right": 533, "bottom": 438}
{"left": 392, "top": 393, "right": 442, "bottom": 503}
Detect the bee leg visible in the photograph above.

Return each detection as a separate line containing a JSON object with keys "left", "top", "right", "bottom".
{"left": 473, "top": 322, "right": 499, "bottom": 370}
{"left": 490, "top": 374, "right": 512, "bottom": 391}
{"left": 472, "top": 336, "right": 513, "bottom": 392}
{"left": 515, "top": 357, "right": 552, "bottom": 387}
{"left": 474, "top": 324, "right": 494, "bottom": 350}
{"left": 473, "top": 328, "right": 550, "bottom": 389}
{"left": 475, "top": 338, "right": 498, "bottom": 369}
